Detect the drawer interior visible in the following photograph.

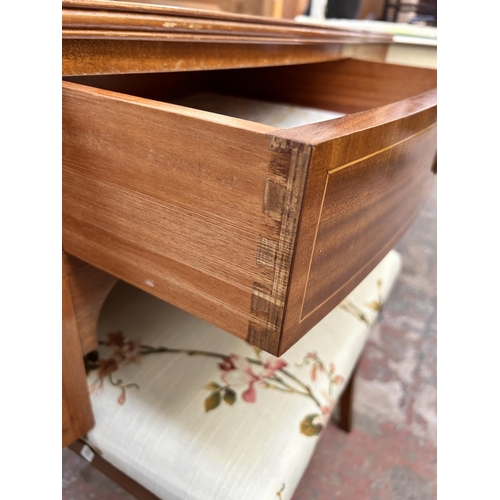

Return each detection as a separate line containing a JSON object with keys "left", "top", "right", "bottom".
{"left": 170, "top": 93, "right": 345, "bottom": 128}
{"left": 64, "top": 58, "right": 436, "bottom": 129}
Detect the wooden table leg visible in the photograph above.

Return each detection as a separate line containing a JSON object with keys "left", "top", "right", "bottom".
{"left": 336, "top": 360, "right": 359, "bottom": 433}
{"left": 62, "top": 252, "right": 95, "bottom": 448}
{"left": 62, "top": 251, "right": 119, "bottom": 447}
{"left": 63, "top": 253, "right": 119, "bottom": 355}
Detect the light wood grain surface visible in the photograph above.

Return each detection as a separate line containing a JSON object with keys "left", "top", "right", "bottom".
{"left": 62, "top": 0, "right": 392, "bottom": 75}
{"left": 62, "top": 9, "right": 385, "bottom": 41}
{"left": 62, "top": 0, "right": 392, "bottom": 42}
{"left": 63, "top": 39, "right": 390, "bottom": 76}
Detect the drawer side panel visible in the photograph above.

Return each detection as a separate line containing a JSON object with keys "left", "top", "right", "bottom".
{"left": 63, "top": 82, "right": 297, "bottom": 351}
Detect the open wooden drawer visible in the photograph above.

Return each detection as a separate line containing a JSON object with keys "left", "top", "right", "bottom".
{"left": 62, "top": 58, "right": 436, "bottom": 356}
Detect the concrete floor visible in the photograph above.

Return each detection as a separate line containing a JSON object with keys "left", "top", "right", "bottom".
{"left": 63, "top": 185, "right": 437, "bottom": 500}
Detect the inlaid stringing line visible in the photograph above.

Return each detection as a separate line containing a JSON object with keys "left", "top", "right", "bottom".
{"left": 299, "top": 123, "right": 436, "bottom": 321}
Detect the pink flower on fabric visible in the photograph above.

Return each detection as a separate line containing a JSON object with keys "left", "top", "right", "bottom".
{"left": 118, "top": 390, "right": 126, "bottom": 405}
{"left": 261, "top": 358, "right": 287, "bottom": 377}
{"left": 242, "top": 357, "right": 287, "bottom": 402}
{"left": 242, "top": 383, "right": 257, "bottom": 403}
{"left": 310, "top": 362, "right": 324, "bottom": 382}
{"left": 320, "top": 405, "right": 331, "bottom": 415}
{"left": 313, "top": 392, "right": 335, "bottom": 426}
{"left": 221, "top": 365, "right": 253, "bottom": 387}
{"left": 106, "top": 331, "right": 125, "bottom": 347}
{"left": 219, "top": 354, "right": 287, "bottom": 403}
{"left": 98, "top": 358, "right": 118, "bottom": 379}
{"left": 312, "top": 413, "right": 329, "bottom": 427}
{"left": 220, "top": 354, "right": 253, "bottom": 383}
{"left": 305, "top": 351, "right": 319, "bottom": 361}
{"left": 122, "top": 340, "right": 142, "bottom": 365}
{"left": 218, "top": 358, "right": 236, "bottom": 371}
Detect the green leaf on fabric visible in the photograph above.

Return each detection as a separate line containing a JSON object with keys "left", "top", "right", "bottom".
{"left": 205, "top": 391, "right": 221, "bottom": 412}
{"left": 223, "top": 388, "right": 236, "bottom": 406}
{"left": 204, "top": 382, "right": 221, "bottom": 391}
{"left": 299, "top": 414, "right": 323, "bottom": 436}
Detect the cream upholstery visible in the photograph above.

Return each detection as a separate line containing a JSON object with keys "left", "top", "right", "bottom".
{"left": 86, "top": 250, "right": 402, "bottom": 500}
{"left": 171, "top": 92, "right": 344, "bottom": 127}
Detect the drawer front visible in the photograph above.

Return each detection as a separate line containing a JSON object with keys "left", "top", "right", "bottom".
{"left": 303, "top": 127, "right": 436, "bottom": 317}
{"left": 278, "top": 93, "right": 437, "bottom": 353}
{"left": 63, "top": 59, "right": 436, "bottom": 356}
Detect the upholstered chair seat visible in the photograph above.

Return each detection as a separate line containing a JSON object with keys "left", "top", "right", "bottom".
{"left": 83, "top": 250, "right": 402, "bottom": 500}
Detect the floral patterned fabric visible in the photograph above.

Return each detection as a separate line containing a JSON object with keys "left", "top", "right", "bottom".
{"left": 86, "top": 250, "right": 402, "bottom": 500}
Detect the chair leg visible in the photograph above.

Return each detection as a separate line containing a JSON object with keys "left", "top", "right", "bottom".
{"left": 336, "top": 361, "right": 359, "bottom": 433}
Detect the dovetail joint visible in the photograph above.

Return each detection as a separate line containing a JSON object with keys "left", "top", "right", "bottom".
{"left": 256, "top": 236, "right": 278, "bottom": 267}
